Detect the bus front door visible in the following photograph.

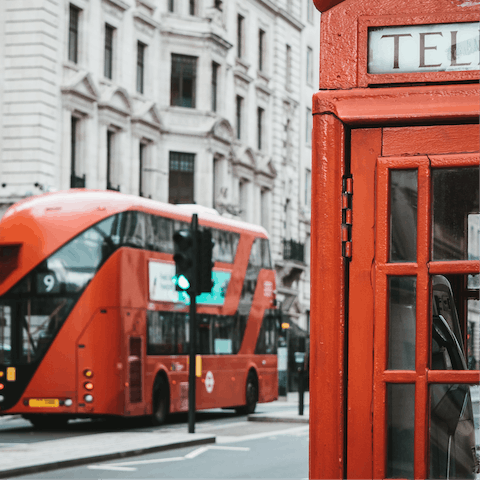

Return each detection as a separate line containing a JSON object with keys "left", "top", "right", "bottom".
{"left": 347, "top": 125, "right": 480, "bottom": 479}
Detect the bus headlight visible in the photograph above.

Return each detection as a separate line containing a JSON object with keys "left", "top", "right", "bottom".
{"left": 64, "top": 398, "right": 73, "bottom": 407}
{"left": 84, "top": 394, "right": 93, "bottom": 403}
{"left": 0, "top": 395, "right": 4, "bottom": 402}
{"left": 84, "top": 382, "right": 94, "bottom": 391}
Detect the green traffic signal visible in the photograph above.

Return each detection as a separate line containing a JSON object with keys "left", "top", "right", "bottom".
{"left": 173, "top": 229, "right": 194, "bottom": 291}
{"left": 172, "top": 226, "right": 214, "bottom": 294}
{"left": 177, "top": 274, "right": 190, "bottom": 291}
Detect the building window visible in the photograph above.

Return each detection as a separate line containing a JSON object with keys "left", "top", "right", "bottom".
{"left": 137, "top": 41, "right": 146, "bottom": 94}
{"left": 168, "top": 0, "right": 174, "bottom": 12}
{"left": 306, "top": 107, "right": 312, "bottom": 145}
{"left": 307, "top": 47, "right": 313, "bottom": 86}
{"left": 257, "top": 107, "right": 264, "bottom": 150}
{"left": 71, "top": 116, "right": 78, "bottom": 181}
{"left": 68, "top": 4, "right": 80, "bottom": 63}
{"left": 284, "top": 198, "right": 292, "bottom": 239}
{"left": 70, "top": 116, "right": 85, "bottom": 188}
{"left": 214, "top": 0, "right": 222, "bottom": 10}
{"left": 170, "top": 54, "right": 197, "bottom": 108}
{"left": 286, "top": 44, "right": 292, "bottom": 89}
{"left": 285, "top": 118, "right": 292, "bottom": 161}
{"left": 239, "top": 179, "right": 249, "bottom": 222}
{"left": 169, "top": 152, "right": 195, "bottom": 204}
{"left": 260, "top": 187, "right": 270, "bottom": 230}
{"left": 237, "top": 14, "right": 244, "bottom": 58}
{"left": 189, "top": 0, "right": 195, "bottom": 15}
{"left": 106, "top": 130, "right": 119, "bottom": 191}
{"left": 236, "top": 95, "right": 243, "bottom": 140}
{"left": 258, "top": 29, "right": 265, "bottom": 72}
{"left": 139, "top": 142, "right": 147, "bottom": 197}
{"left": 305, "top": 168, "right": 311, "bottom": 208}
{"left": 104, "top": 24, "right": 114, "bottom": 79}
{"left": 211, "top": 62, "right": 219, "bottom": 112}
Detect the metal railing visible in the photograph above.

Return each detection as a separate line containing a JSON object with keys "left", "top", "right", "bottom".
{"left": 283, "top": 239, "right": 305, "bottom": 263}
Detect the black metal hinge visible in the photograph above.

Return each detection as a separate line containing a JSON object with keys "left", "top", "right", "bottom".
{"left": 342, "top": 175, "right": 353, "bottom": 259}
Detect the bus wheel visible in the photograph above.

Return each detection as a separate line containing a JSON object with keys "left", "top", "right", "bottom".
{"left": 236, "top": 372, "right": 258, "bottom": 415}
{"left": 27, "top": 415, "right": 68, "bottom": 430}
{"left": 152, "top": 375, "right": 169, "bottom": 426}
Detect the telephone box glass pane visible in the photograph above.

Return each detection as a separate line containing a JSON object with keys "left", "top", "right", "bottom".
{"left": 387, "top": 383, "right": 415, "bottom": 479}
{"left": 432, "top": 168, "right": 479, "bottom": 261}
{"left": 432, "top": 275, "right": 479, "bottom": 371}
{"left": 390, "top": 170, "right": 417, "bottom": 262}
{"left": 468, "top": 274, "right": 479, "bottom": 290}
{"left": 429, "top": 384, "right": 478, "bottom": 479}
{"left": 467, "top": 300, "right": 479, "bottom": 370}
{"left": 389, "top": 276, "right": 416, "bottom": 370}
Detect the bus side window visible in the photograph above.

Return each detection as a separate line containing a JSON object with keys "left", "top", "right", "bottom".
{"left": 197, "top": 315, "right": 213, "bottom": 355}
{"left": 150, "top": 215, "right": 174, "bottom": 253}
{"left": 212, "top": 229, "right": 240, "bottom": 263}
{"left": 249, "top": 239, "right": 262, "bottom": 268}
{"left": 255, "top": 311, "right": 277, "bottom": 354}
{"left": 121, "top": 211, "right": 146, "bottom": 248}
{"left": 260, "top": 239, "right": 272, "bottom": 269}
{"left": 212, "top": 316, "right": 234, "bottom": 354}
{"left": 147, "top": 311, "right": 175, "bottom": 355}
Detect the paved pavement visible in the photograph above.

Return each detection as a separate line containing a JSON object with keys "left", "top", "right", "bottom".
{"left": 248, "top": 392, "right": 309, "bottom": 424}
{"left": 0, "top": 392, "right": 309, "bottom": 479}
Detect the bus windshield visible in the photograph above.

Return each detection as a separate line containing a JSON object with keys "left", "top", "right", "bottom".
{"left": 0, "top": 214, "right": 120, "bottom": 366}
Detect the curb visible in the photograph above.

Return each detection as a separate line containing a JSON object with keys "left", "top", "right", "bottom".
{"left": 0, "top": 435, "right": 216, "bottom": 479}
{"left": 248, "top": 415, "right": 309, "bottom": 424}
{"left": 0, "top": 415, "right": 20, "bottom": 423}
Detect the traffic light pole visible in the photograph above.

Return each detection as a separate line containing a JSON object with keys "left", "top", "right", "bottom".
{"left": 188, "top": 214, "right": 198, "bottom": 434}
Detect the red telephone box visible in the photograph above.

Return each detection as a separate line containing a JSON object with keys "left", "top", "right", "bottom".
{"left": 310, "top": 0, "right": 480, "bottom": 478}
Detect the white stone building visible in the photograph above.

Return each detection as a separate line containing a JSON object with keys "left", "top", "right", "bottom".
{"left": 0, "top": 0, "right": 320, "bottom": 333}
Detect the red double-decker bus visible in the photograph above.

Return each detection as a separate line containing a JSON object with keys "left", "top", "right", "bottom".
{"left": 0, "top": 190, "right": 278, "bottom": 428}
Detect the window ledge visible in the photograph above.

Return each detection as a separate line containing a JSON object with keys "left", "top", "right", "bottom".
{"left": 166, "top": 105, "right": 197, "bottom": 111}
{"left": 257, "top": 71, "right": 270, "bottom": 83}
{"left": 235, "top": 57, "right": 250, "bottom": 72}
{"left": 63, "top": 61, "right": 81, "bottom": 73}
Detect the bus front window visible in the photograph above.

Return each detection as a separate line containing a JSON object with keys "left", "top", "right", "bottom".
{"left": 0, "top": 215, "right": 119, "bottom": 366}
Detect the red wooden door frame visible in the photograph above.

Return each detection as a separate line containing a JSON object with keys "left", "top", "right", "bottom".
{"left": 349, "top": 127, "right": 480, "bottom": 479}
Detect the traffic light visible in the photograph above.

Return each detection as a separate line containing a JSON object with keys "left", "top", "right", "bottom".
{"left": 173, "top": 229, "right": 195, "bottom": 291}
{"left": 197, "top": 229, "right": 214, "bottom": 294}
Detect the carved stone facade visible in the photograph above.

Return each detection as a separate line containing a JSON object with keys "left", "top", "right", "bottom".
{"left": 0, "top": 0, "right": 319, "bottom": 331}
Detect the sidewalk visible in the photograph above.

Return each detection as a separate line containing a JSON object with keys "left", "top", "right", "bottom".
{"left": 248, "top": 391, "right": 309, "bottom": 424}
{"left": 0, "top": 432, "right": 215, "bottom": 479}
{"left": 0, "top": 392, "right": 309, "bottom": 478}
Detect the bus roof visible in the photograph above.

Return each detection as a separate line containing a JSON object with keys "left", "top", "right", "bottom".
{"left": 1, "top": 189, "right": 269, "bottom": 237}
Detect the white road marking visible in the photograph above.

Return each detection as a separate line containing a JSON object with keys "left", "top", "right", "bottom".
{"left": 108, "top": 456, "right": 185, "bottom": 466}
{"left": 87, "top": 457, "right": 184, "bottom": 470}
{"left": 184, "top": 446, "right": 210, "bottom": 459}
{"left": 216, "top": 424, "right": 309, "bottom": 444}
{"left": 86, "top": 445, "right": 250, "bottom": 471}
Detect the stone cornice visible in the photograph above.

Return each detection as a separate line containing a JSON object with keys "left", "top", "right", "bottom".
{"left": 160, "top": 26, "right": 232, "bottom": 53}
{"left": 102, "top": 0, "right": 129, "bottom": 12}
{"left": 133, "top": 10, "right": 161, "bottom": 30}
{"left": 205, "top": 32, "right": 233, "bottom": 52}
